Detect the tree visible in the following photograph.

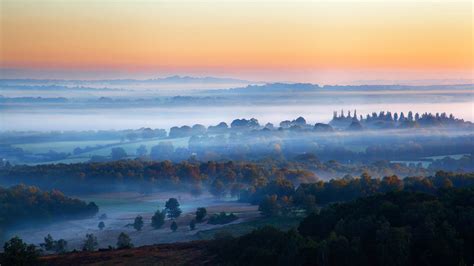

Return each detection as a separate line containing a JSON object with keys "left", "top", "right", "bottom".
{"left": 165, "top": 198, "right": 182, "bottom": 219}
{"left": 133, "top": 215, "right": 144, "bottom": 231}
{"left": 1, "top": 236, "right": 39, "bottom": 265}
{"left": 195, "top": 207, "right": 207, "bottom": 223}
{"left": 82, "top": 234, "right": 98, "bottom": 251}
{"left": 150, "top": 142, "right": 174, "bottom": 160}
{"left": 117, "top": 232, "right": 133, "bottom": 249}
{"left": 55, "top": 239, "right": 68, "bottom": 254}
{"left": 98, "top": 221, "right": 105, "bottom": 230}
{"left": 111, "top": 147, "right": 127, "bottom": 160}
{"left": 190, "top": 219, "right": 196, "bottom": 230}
{"left": 73, "top": 147, "right": 83, "bottom": 155}
{"left": 170, "top": 221, "right": 178, "bottom": 232}
{"left": 41, "top": 234, "right": 55, "bottom": 251}
{"left": 151, "top": 209, "right": 166, "bottom": 229}
{"left": 376, "top": 224, "right": 411, "bottom": 266}
{"left": 40, "top": 234, "right": 67, "bottom": 254}
{"left": 136, "top": 145, "right": 148, "bottom": 157}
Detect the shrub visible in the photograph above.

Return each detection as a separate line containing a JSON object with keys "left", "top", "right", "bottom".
{"left": 117, "top": 232, "right": 133, "bottom": 249}
{"left": 208, "top": 212, "right": 238, "bottom": 225}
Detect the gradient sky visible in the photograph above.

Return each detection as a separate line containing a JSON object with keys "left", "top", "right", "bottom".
{"left": 0, "top": 0, "right": 472, "bottom": 83}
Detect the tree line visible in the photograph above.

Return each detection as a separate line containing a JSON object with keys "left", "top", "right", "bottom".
{"left": 0, "top": 160, "right": 316, "bottom": 195}
{"left": 0, "top": 184, "right": 98, "bottom": 234}
{"left": 244, "top": 171, "right": 474, "bottom": 217}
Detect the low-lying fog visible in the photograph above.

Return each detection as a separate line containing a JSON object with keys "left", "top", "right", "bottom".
{"left": 3, "top": 192, "right": 259, "bottom": 251}
{"left": 2, "top": 101, "right": 473, "bottom": 131}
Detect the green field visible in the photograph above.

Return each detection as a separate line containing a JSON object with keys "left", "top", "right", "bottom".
{"left": 65, "top": 137, "right": 190, "bottom": 157}
{"left": 16, "top": 137, "right": 191, "bottom": 165}
{"left": 13, "top": 140, "right": 120, "bottom": 154}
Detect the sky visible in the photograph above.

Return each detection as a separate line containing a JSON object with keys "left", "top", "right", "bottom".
{"left": 0, "top": 0, "right": 472, "bottom": 84}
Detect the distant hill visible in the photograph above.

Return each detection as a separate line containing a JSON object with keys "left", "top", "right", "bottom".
{"left": 0, "top": 76, "right": 254, "bottom": 86}
{"left": 209, "top": 83, "right": 321, "bottom": 94}
{"left": 209, "top": 82, "right": 474, "bottom": 95}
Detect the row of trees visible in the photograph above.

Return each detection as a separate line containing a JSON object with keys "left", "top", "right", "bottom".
{"left": 333, "top": 110, "right": 461, "bottom": 123}
{"left": 249, "top": 171, "right": 474, "bottom": 217}
{"left": 0, "top": 160, "right": 315, "bottom": 196}
{"left": 128, "top": 199, "right": 206, "bottom": 233}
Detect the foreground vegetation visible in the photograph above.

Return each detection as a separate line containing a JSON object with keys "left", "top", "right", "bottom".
{"left": 212, "top": 188, "right": 474, "bottom": 266}
{"left": 4, "top": 188, "right": 472, "bottom": 266}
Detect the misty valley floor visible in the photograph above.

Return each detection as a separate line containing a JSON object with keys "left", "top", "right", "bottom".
{"left": 4, "top": 192, "right": 260, "bottom": 251}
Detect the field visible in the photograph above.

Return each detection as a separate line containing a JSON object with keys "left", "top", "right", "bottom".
{"left": 13, "top": 137, "right": 191, "bottom": 165}
{"left": 13, "top": 140, "right": 120, "bottom": 154}
{"left": 4, "top": 191, "right": 261, "bottom": 251}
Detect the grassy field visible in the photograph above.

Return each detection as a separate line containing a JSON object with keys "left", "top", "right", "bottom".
{"left": 13, "top": 139, "right": 120, "bottom": 154}
{"left": 65, "top": 137, "right": 190, "bottom": 157}
{"left": 194, "top": 216, "right": 304, "bottom": 240}
{"left": 16, "top": 137, "right": 191, "bottom": 165}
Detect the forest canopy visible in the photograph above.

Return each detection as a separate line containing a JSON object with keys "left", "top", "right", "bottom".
{"left": 212, "top": 187, "right": 474, "bottom": 266}
{"left": 0, "top": 184, "right": 98, "bottom": 233}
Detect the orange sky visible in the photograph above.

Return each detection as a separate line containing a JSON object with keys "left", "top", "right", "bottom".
{"left": 0, "top": 0, "right": 472, "bottom": 83}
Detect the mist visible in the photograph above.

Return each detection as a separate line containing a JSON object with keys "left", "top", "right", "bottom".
{"left": 0, "top": 79, "right": 473, "bottom": 259}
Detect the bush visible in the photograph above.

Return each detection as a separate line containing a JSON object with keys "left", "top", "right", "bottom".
{"left": 117, "top": 232, "right": 133, "bottom": 249}
{"left": 195, "top": 207, "right": 207, "bottom": 222}
{"left": 208, "top": 212, "right": 238, "bottom": 225}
